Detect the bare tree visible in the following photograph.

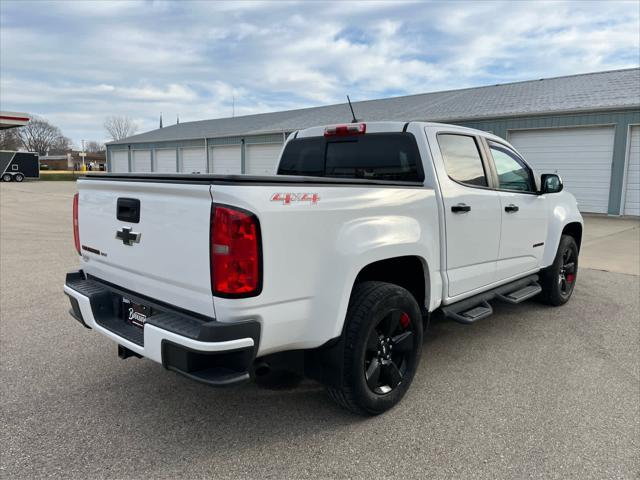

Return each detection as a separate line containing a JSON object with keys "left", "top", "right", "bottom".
{"left": 13, "top": 117, "right": 69, "bottom": 155}
{"left": 0, "top": 130, "right": 21, "bottom": 150}
{"left": 49, "top": 135, "right": 72, "bottom": 155}
{"left": 104, "top": 116, "right": 138, "bottom": 141}
{"left": 85, "top": 140, "right": 105, "bottom": 152}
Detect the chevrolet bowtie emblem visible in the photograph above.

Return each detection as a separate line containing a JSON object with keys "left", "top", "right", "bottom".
{"left": 116, "top": 227, "right": 141, "bottom": 246}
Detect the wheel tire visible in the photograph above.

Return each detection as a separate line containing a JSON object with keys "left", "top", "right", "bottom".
{"left": 327, "top": 281, "right": 423, "bottom": 416}
{"left": 14, "top": 173, "right": 24, "bottom": 182}
{"left": 538, "top": 234, "right": 579, "bottom": 306}
{"left": 2, "top": 173, "right": 12, "bottom": 182}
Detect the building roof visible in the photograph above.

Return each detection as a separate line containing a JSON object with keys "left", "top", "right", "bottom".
{"left": 110, "top": 68, "right": 640, "bottom": 145}
{"left": 0, "top": 111, "right": 30, "bottom": 130}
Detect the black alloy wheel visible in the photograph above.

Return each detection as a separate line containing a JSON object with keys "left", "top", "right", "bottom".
{"left": 327, "top": 281, "right": 423, "bottom": 415}
{"left": 364, "top": 309, "right": 415, "bottom": 395}
{"left": 539, "top": 234, "right": 579, "bottom": 306}
{"left": 558, "top": 245, "right": 577, "bottom": 297}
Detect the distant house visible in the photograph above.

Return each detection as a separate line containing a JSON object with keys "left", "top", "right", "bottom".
{"left": 39, "top": 151, "right": 106, "bottom": 171}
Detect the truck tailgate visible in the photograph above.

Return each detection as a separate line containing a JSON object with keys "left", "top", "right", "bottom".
{"left": 76, "top": 179, "right": 215, "bottom": 317}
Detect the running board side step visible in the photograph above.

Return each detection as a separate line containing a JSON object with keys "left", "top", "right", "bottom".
{"left": 442, "top": 275, "right": 540, "bottom": 325}
{"left": 444, "top": 300, "right": 493, "bottom": 324}
{"left": 495, "top": 283, "right": 542, "bottom": 304}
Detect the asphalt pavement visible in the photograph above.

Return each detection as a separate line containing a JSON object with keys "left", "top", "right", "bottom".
{"left": 1, "top": 181, "right": 638, "bottom": 479}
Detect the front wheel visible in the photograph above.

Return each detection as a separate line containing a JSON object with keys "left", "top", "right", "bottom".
{"left": 327, "top": 281, "right": 423, "bottom": 415}
{"left": 2, "top": 173, "right": 12, "bottom": 182}
{"left": 538, "top": 234, "right": 579, "bottom": 306}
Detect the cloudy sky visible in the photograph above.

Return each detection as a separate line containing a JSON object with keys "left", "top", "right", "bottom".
{"left": 1, "top": 0, "right": 638, "bottom": 146}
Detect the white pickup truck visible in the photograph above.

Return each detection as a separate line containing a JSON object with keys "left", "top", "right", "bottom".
{"left": 64, "top": 121, "right": 583, "bottom": 415}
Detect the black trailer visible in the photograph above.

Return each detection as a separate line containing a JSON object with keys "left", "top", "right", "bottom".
{"left": 1, "top": 151, "right": 39, "bottom": 182}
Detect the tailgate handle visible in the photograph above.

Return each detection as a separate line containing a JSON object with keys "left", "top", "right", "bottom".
{"left": 117, "top": 198, "right": 140, "bottom": 223}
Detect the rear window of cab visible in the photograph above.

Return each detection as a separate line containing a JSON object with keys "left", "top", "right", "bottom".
{"left": 277, "top": 133, "right": 424, "bottom": 182}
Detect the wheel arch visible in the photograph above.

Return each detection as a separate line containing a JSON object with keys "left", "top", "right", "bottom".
{"left": 352, "top": 255, "right": 430, "bottom": 314}
{"left": 562, "top": 222, "right": 583, "bottom": 251}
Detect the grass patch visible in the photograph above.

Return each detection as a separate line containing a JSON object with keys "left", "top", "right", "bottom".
{"left": 39, "top": 170, "right": 82, "bottom": 181}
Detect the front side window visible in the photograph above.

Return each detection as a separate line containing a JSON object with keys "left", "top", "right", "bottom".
{"left": 489, "top": 142, "right": 535, "bottom": 192}
{"left": 438, "top": 134, "right": 488, "bottom": 187}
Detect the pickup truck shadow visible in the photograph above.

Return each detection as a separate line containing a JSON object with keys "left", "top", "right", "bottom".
{"left": 34, "top": 285, "right": 603, "bottom": 471}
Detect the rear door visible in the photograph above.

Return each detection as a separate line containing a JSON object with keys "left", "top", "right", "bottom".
{"left": 484, "top": 140, "right": 548, "bottom": 281}
{"left": 435, "top": 132, "right": 501, "bottom": 297}
{"left": 77, "top": 178, "right": 215, "bottom": 316}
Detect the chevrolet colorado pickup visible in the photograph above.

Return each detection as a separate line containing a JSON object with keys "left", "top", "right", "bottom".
{"left": 64, "top": 121, "right": 583, "bottom": 415}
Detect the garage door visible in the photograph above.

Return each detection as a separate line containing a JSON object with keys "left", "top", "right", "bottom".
{"left": 210, "top": 145, "right": 241, "bottom": 174}
{"left": 622, "top": 126, "right": 639, "bottom": 216}
{"left": 155, "top": 149, "right": 176, "bottom": 173}
{"left": 245, "top": 143, "right": 282, "bottom": 175}
{"left": 110, "top": 150, "right": 128, "bottom": 172}
{"left": 181, "top": 148, "right": 206, "bottom": 173}
{"left": 132, "top": 150, "right": 151, "bottom": 172}
{"left": 509, "top": 127, "right": 615, "bottom": 214}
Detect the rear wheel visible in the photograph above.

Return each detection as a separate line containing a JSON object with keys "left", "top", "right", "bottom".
{"left": 14, "top": 173, "right": 24, "bottom": 182}
{"left": 539, "top": 234, "right": 578, "bottom": 306}
{"left": 327, "top": 281, "right": 423, "bottom": 415}
{"left": 2, "top": 173, "right": 12, "bottom": 182}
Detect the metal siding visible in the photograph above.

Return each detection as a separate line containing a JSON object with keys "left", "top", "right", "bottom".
{"left": 245, "top": 133, "right": 287, "bottom": 144}
{"left": 208, "top": 136, "right": 243, "bottom": 146}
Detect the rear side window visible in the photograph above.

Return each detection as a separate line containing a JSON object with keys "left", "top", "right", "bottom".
{"left": 277, "top": 133, "right": 423, "bottom": 182}
{"left": 438, "top": 134, "right": 488, "bottom": 187}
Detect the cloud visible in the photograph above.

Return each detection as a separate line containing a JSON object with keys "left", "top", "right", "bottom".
{"left": 0, "top": 0, "right": 637, "bottom": 145}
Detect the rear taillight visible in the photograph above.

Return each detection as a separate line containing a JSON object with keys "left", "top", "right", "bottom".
{"left": 73, "top": 192, "right": 80, "bottom": 255}
{"left": 324, "top": 123, "right": 366, "bottom": 137}
{"left": 210, "top": 204, "right": 261, "bottom": 297}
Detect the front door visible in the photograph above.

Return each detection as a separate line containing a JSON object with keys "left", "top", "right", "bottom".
{"left": 435, "top": 133, "right": 502, "bottom": 298}
{"left": 485, "top": 140, "right": 548, "bottom": 281}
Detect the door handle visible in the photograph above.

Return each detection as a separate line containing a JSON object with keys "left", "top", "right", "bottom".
{"left": 505, "top": 204, "right": 519, "bottom": 213}
{"left": 451, "top": 203, "right": 471, "bottom": 214}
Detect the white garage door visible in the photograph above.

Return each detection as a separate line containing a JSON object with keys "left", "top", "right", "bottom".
{"left": 509, "top": 127, "right": 615, "bottom": 214}
{"left": 210, "top": 145, "right": 241, "bottom": 174}
{"left": 132, "top": 150, "right": 151, "bottom": 172}
{"left": 623, "top": 126, "right": 640, "bottom": 216}
{"left": 110, "top": 150, "right": 129, "bottom": 172}
{"left": 181, "top": 148, "right": 206, "bottom": 173}
{"left": 245, "top": 143, "right": 282, "bottom": 175}
{"left": 155, "top": 149, "right": 176, "bottom": 173}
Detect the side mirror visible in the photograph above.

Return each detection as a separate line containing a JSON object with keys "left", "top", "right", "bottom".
{"left": 540, "top": 173, "right": 563, "bottom": 194}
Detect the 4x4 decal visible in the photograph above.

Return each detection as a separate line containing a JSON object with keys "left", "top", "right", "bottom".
{"left": 270, "top": 193, "right": 320, "bottom": 205}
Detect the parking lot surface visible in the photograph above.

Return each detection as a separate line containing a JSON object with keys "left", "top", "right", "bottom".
{"left": 1, "top": 181, "right": 639, "bottom": 479}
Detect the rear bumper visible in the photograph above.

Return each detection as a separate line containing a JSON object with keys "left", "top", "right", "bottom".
{"left": 64, "top": 270, "right": 260, "bottom": 386}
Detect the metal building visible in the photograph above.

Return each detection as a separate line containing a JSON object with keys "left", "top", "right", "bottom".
{"left": 106, "top": 68, "right": 640, "bottom": 216}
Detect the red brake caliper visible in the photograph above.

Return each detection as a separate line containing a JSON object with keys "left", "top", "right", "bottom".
{"left": 400, "top": 312, "right": 410, "bottom": 329}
